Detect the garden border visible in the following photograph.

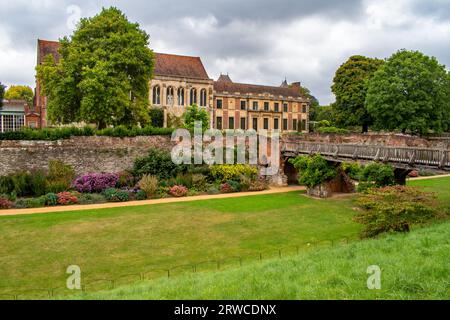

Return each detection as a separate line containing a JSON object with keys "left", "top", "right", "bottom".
{"left": 0, "top": 186, "right": 306, "bottom": 217}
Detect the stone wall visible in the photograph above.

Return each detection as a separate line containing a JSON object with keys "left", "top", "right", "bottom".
{"left": 295, "top": 133, "right": 449, "bottom": 149}
{"left": 0, "top": 136, "right": 173, "bottom": 176}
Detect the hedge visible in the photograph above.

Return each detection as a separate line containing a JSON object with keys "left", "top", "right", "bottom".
{"left": 0, "top": 125, "right": 174, "bottom": 141}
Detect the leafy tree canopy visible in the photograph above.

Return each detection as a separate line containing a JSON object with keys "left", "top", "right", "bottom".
{"left": 37, "top": 7, "right": 154, "bottom": 128}
{"left": 366, "top": 50, "right": 450, "bottom": 135}
{"left": 4, "top": 85, "right": 34, "bottom": 106}
{"left": 298, "top": 86, "right": 319, "bottom": 109}
{"left": 183, "top": 104, "right": 210, "bottom": 132}
{"left": 332, "top": 55, "right": 384, "bottom": 132}
{"left": 310, "top": 104, "right": 335, "bottom": 123}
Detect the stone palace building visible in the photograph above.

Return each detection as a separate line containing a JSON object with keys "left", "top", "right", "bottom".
{"left": 35, "top": 39, "right": 310, "bottom": 133}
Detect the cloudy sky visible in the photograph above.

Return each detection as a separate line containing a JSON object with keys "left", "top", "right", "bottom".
{"left": 0, "top": 0, "right": 449, "bottom": 104}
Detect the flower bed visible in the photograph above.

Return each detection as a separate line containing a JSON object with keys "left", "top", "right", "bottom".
{"left": 0, "top": 152, "right": 268, "bottom": 210}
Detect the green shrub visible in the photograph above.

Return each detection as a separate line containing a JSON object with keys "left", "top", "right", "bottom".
{"left": 227, "top": 180, "right": 242, "bottom": 192}
{"left": 289, "top": 155, "right": 337, "bottom": 189}
{"left": 192, "top": 174, "right": 208, "bottom": 192}
{"left": 156, "top": 186, "right": 171, "bottom": 198}
{"left": 138, "top": 175, "right": 159, "bottom": 198}
{"left": 30, "top": 169, "right": 47, "bottom": 196}
{"left": 0, "top": 126, "right": 174, "bottom": 141}
{"left": 44, "top": 193, "right": 59, "bottom": 206}
{"left": 355, "top": 186, "right": 440, "bottom": 238}
{"left": 135, "top": 190, "right": 147, "bottom": 201}
{"left": 239, "top": 175, "right": 253, "bottom": 192}
{"left": 357, "top": 182, "right": 375, "bottom": 193}
{"left": 211, "top": 164, "right": 258, "bottom": 183}
{"left": 26, "top": 196, "right": 47, "bottom": 208}
{"left": 149, "top": 108, "right": 164, "bottom": 128}
{"left": 46, "top": 160, "right": 75, "bottom": 193}
{"left": 206, "top": 185, "right": 220, "bottom": 195}
{"left": 248, "top": 179, "right": 269, "bottom": 192}
{"left": 103, "top": 188, "right": 130, "bottom": 202}
{"left": 359, "top": 163, "right": 395, "bottom": 191}
{"left": 13, "top": 199, "right": 28, "bottom": 209}
{"left": 78, "top": 193, "right": 107, "bottom": 205}
{"left": 46, "top": 181, "right": 70, "bottom": 194}
{"left": 175, "top": 173, "right": 193, "bottom": 189}
{"left": 341, "top": 162, "right": 362, "bottom": 180}
{"left": 10, "top": 171, "right": 33, "bottom": 197}
{"left": 133, "top": 148, "right": 185, "bottom": 180}
{"left": 117, "top": 171, "right": 135, "bottom": 188}
{"left": 316, "top": 127, "right": 349, "bottom": 134}
{"left": 14, "top": 196, "right": 47, "bottom": 209}
{"left": 0, "top": 175, "right": 14, "bottom": 195}
{"left": 187, "top": 189, "right": 199, "bottom": 197}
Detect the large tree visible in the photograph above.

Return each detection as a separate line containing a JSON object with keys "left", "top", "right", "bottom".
{"left": 366, "top": 50, "right": 450, "bottom": 135}
{"left": 332, "top": 55, "right": 384, "bottom": 132}
{"left": 4, "top": 85, "right": 34, "bottom": 105}
{"left": 37, "top": 7, "right": 154, "bottom": 128}
{"left": 0, "top": 82, "right": 5, "bottom": 107}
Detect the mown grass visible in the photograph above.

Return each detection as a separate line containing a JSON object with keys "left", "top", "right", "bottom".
{"left": 0, "top": 190, "right": 361, "bottom": 298}
{"left": 0, "top": 177, "right": 448, "bottom": 299}
{"left": 71, "top": 219, "right": 450, "bottom": 300}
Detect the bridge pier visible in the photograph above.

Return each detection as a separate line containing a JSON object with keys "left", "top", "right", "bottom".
{"left": 394, "top": 168, "right": 412, "bottom": 186}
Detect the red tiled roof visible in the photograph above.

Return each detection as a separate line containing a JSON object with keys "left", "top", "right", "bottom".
{"left": 154, "top": 53, "right": 210, "bottom": 80}
{"left": 36, "top": 41, "right": 210, "bottom": 80}
{"left": 214, "top": 80, "right": 304, "bottom": 99}
{"left": 37, "top": 39, "right": 60, "bottom": 64}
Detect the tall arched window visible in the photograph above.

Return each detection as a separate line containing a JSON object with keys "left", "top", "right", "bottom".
{"left": 190, "top": 88, "right": 197, "bottom": 105}
{"left": 152, "top": 86, "right": 161, "bottom": 105}
{"left": 167, "top": 87, "right": 174, "bottom": 106}
{"left": 200, "top": 89, "right": 207, "bottom": 107}
{"left": 178, "top": 88, "right": 185, "bottom": 106}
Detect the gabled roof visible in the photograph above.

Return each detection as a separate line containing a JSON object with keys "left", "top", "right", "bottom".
{"left": 154, "top": 53, "right": 210, "bottom": 80}
{"left": 36, "top": 41, "right": 211, "bottom": 80}
{"left": 214, "top": 80, "right": 304, "bottom": 99}
{"left": 217, "top": 73, "right": 233, "bottom": 83}
{"left": 37, "top": 39, "right": 60, "bottom": 64}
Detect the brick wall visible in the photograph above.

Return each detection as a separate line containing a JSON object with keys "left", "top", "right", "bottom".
{"left": 290, "top": 133, "right": 449, "bottom": 149}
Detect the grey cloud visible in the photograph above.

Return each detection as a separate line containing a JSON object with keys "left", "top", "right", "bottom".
{"left": 1, "top": 0, "right": 449, "bottom": 105}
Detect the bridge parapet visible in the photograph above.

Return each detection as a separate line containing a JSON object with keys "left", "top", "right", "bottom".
{"left": 282, "top": 141, "right": 450, "bottom": 170}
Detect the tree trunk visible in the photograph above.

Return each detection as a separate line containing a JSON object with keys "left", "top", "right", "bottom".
{"left": 97, "top": 121, "right": 107, "bottom": 130}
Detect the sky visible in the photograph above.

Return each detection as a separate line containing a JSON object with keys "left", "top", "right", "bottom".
{"left": 0, "top": 0, "right": 449, "bottom": 105}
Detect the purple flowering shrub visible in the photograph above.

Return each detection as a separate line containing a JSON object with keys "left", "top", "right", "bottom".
{"left": 72, "top": 173, "right": 119, "bottom": 193}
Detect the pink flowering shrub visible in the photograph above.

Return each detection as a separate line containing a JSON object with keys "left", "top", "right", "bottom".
{"left": 72, "top": 173, "right": 119, "bottom": 193}
{"left": 169, "top": 185, "right": 188, "bottom": 197}
{"left": 57, "top": 192, "right": 78, "bottom": 205}
{"left": 220, "top": 183, "right": 233, "bottom": 193}
{"left": 0, "top": 197, "right": 13, "bottom": 209}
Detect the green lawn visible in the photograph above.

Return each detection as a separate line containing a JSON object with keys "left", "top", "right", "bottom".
{"left": 73, "top": 219, "right": 450, "bottom": 300}
{"left": 0, "top": 190, "right": 361, "bottom": 299}
{"left": 0, "top": 177, "right": 448, "bottom": 299}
